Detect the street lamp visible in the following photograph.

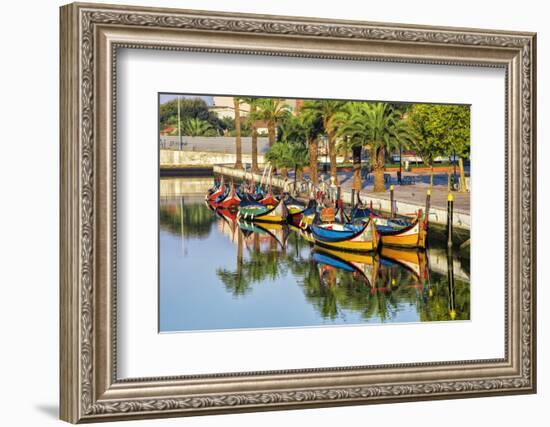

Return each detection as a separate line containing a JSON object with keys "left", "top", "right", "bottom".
{"left": 398, "top": 144, "right": 403, "bottom": 184}
{"left": 453, "top": 150, "right": 457, "bottom": 190}
{"left": 177, "top": 95, "right": 183, "bottom": 150}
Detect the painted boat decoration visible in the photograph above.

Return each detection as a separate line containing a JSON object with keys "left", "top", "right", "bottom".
{"left": 260, "top": 193, "right": 279, "bottom": 207}
{"left": 215, "top": 181, "right": 241, "bottom": 210}
{"left": 351, "top": 205, "right": 411, "bottom": 232}
{"left": 351, "top": 204, "right": 426, "bottom": 249}
{"left": 206, "top": 176, "right": 222, "bottom": 199}
{"left": 284, "top": 196, "right": 319, "bottom": 229}
{"left": 379, "top": 210, "right": 427, "bottom": 249}
{"left": 298, "top": 206, "right": 318, "bottom": 230}
{"left": 310, "top": 217, "right": 379, "bottom": 252}
{"left": 259, "top": 177, "right": 278, "bottom": 207}
{"left": 313, "top": 247, "right": 379, "bottom": 288}
{"left": 238, "top": 198, "right": 288, "bottom": 223}
{"left": 206, "top": 175, "right": 225, "bottom": 203}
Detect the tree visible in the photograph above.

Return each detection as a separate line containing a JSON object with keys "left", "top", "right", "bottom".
{"left": 299, "top": 109, "right": 324, "bottom": 186}
{"left": 233, "top": 97, "right": 243, "bottom": 169}
{"left": 171, "top": 117, "right": 217, "bottom": 137}
{"left": 336, "top": 102, "right": 411, "bottom": 193}
{"left": 406, "top": 104, "right": 470, "bottom": 191}
{"left": 240, "top": 97, "right": 262, "bottom": 173}
{"left": 254, "top": 98, "right": 291, "bottom": 147}
{"left": 335, "top": 103, "right": 368, "bottom": 196}
{"left": 301, "top": 100, "right": 346, "bottom": 184}
{"left": 406, "top": 104, "right": 446, "bottom": 187}
{"left": 443, "top": 106, "right": 470, "bottom": 192}
{"left": 289, "top": 142, "right": 310, "bottom": 191}
{"left": 265, "top": 141, "right": 294, "bottom": 179}
{"left": 160, "top": 97, "right": 226, "bottom": 134}
{"left": 277, "top": 111, "right": 324, "bottom": 188}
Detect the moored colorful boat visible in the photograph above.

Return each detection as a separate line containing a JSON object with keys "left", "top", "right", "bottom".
{"left": 379, "top": 210, "right": 427, "bottom": 249}
{"left": 351, "top": 205, "right": 412, "bottom": 232}
{"left": 260, "top": 193, "right": 279, "bottom": 207}
{"left": 285, "top": 196, "right": 318, "bottom": 229}
{"left": 215, "top": 181, "right": 241, "bottom": 210}
{"left": 206, "top": 175, "right": 225, "bottom": 203}
{"left": 310, "top": 218, "right": 379, "bottom": 252}
{"left": 237, "top": 198, "right": 288, "bottom": 223}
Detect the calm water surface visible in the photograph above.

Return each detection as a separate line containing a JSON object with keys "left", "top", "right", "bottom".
{"left": 159, "top": 176, "right": 470, "bottom": 332}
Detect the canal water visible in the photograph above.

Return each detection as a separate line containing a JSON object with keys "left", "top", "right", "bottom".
{"left": 160, "top": 176, "right": 470, "bottom": 333}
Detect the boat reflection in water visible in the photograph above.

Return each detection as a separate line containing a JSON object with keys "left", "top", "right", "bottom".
{"left": 159, "top": 180, "right": 470, "bottom": 332}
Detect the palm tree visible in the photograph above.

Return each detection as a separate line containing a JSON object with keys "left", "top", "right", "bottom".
{"left": 241, "top": 97, "right": 262, "bottom": 173}
{"left": 299, "top": 110, "right": 324, "bottom": 186}
{"left": 265, "top": 141, "right": 293, "bottom": 179}
{"left": 289, "top": 142, "right": 309, "bottom": 191}
{"left": 335, "top": 103, "right": 367, "bottom": 197}
{"left": 301, "top": 100, "right": 346, "bottom": 184}
{"left": 255, "top": 98, "right": 290, "bottom": 147}
{"left": 233, "top": 97, "right": 243, "bottom": 169}
{"left": 338, "top": 102, "right": 411, "bottom": 193}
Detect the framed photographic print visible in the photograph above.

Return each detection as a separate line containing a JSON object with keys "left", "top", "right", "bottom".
{"left": 60, "top": 2, "right": 537, "bottom": 423}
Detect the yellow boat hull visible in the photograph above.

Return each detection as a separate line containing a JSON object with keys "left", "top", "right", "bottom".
{"left": 254, "top": 215, "right": 286, "bottom": 224}
{"left": 316, "top": 239, "right": 378, "bottom": 252}
{"left": 380, "top": 220, "right": 427, "bottom": 249}
{"left": 299, "top": 213, "right": 316, "bottom": 229}
{"left": 239, "top": 199, "right": 288, "bottom": 224}
{"left": 312, "top": 220, "right": 380, "bottom": 253}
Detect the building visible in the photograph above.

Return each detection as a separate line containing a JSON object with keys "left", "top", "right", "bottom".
{"left": 209, "top": 96, "right": 251, "bottom": 120}
{"left": 209, "top": 96, "right": 300, "bottom": 120}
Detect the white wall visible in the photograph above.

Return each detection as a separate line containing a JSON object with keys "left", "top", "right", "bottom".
{"left": 0, "top": 0, "right": 546, "bottom": 426}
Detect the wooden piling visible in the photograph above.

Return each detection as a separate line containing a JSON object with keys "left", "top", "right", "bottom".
{"left": 425, "top": 189, "right": 431, "bottom": 218}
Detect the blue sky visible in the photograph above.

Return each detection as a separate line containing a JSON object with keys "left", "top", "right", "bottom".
{"left": 159, "top": 93, "right": 214, "bottom": 105}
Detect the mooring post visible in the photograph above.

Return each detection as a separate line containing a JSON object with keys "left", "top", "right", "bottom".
{"left": 447, "top": 193, "right": 454, "bottom": 248}
{"left": 390, "top": 185, "right": 395, "bottom": 218}
{"left": 425, "top": 189, "right": 431, "bottom": 227}
{"left": 425, "top": 189, "right": 431, "bottom": 216}
{"left": 351, "top": 188, "right": 355, "bottom": 208}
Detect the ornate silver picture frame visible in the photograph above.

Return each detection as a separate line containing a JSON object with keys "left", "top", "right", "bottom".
{"left": 60, "top": 2, "right": 536, "bottom": 423}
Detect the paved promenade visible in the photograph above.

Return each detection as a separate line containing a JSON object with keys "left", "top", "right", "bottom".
{"left": 334, "top": 170, "right": 470, "bottom": 214}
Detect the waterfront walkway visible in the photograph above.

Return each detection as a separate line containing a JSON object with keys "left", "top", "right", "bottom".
{"left": 213, "top": 165, "right": 471, "bottom": 233}
{"left": 332, "top": 169, "right": 470, "bottom": 214}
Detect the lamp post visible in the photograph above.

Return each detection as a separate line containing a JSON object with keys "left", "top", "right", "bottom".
{"left": 324, "top": 136, "right": 328, "bottom": 174}
{"left": 453, "top": 150, "right": 458, "bottom": 190}
{"left": 398, "top": 145, "right": 403, "bottom": 184}
{"left": 177, "top": 95, "right": 183, "bottom": 150}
